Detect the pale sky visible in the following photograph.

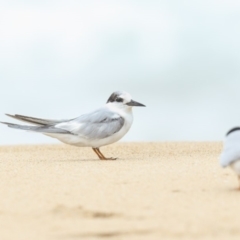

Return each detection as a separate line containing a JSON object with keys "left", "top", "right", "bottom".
{"left": 0, "top": 0, "right": 240, "bottom": 144}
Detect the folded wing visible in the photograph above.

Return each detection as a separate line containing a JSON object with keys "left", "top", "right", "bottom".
{"left": 56, "top": 107, "right": 125, "bottom": 139}
{"left": 2, "top": 108, "right": 124, "bottom": 139}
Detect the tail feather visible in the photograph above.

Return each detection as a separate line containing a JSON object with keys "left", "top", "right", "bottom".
{"left": 0, "top": 121, "right": 71, "bottom": 134}
{"left": 5, "top": 114, "right": 67, "bottom": 126}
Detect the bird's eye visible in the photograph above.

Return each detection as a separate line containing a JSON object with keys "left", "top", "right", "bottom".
{"left": 116, "top": 98, "right": 123, "bottom": 102}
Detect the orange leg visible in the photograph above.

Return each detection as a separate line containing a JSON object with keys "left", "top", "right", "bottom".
{"left": 92, "top": 148, "right": 103, "bottom": 160}
{"left": 92, "top": 148, "right": 117, "bottom": 160}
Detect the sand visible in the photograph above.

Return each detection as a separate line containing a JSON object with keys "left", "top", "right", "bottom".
{"left": 0, "top": 142, "right": 240, "bottom": 240}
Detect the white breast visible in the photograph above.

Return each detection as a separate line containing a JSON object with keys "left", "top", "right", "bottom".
{"left": 89, "top": 108, "right": 133, "bottom": 148}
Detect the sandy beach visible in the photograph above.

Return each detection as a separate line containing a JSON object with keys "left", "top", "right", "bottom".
{"left": 0, "top": 142, "right": 240, "bottom": 240}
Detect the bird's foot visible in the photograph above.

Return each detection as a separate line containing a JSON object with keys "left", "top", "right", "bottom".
{"left": 100, "top": 157, "right": 117, "bottom": 160}
{"left": 107, "top": 157, "right": 117, "bottom": 160}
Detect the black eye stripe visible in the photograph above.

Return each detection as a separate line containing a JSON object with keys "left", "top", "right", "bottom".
{"left": 106, "top": 92, "right": 124, "bottom": 103}
{"left": 116, "top": 98, "right": 123, "bottom": 102}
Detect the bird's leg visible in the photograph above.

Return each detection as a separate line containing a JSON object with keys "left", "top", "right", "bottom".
{"left": 92, "top": 148, "right": 103, "bottom": 160}
{"left": 96, "top": 148, "right": 117, "bottom": 160}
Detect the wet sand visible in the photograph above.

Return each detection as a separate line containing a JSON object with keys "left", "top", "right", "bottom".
{"left": 0, "top": 142, "right": 240, "bottom": 240}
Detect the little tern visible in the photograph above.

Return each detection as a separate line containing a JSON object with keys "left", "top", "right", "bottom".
{"left": 220, "top": 127, "right": 240, "bottom": 189}
{"left": 1, "top": 91, "right": 145, "bottom": 160}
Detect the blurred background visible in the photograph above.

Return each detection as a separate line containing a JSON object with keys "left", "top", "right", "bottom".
{"left": 0, "top": 0, "right": 240, "bottom": 145}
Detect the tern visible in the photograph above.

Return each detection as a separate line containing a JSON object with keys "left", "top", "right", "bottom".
{"left": 220, "top": 127, "right": 240, "bottom": 189}
{"left": 1, "top": 91, "right": 145, "bottom": 160}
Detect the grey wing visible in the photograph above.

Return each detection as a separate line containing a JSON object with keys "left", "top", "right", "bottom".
{"left": 5, "top": 114, "right": 69, "bottom": 126}
{"left": 56, "top": 108, "right": 125, "bottom": 139}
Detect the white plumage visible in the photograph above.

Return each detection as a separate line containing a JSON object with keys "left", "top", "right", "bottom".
{"left": 220, "top": 130, "right": 240, "bottom": 167}
{"left": 220, "top": 127, "right": 240, "bottom": 189}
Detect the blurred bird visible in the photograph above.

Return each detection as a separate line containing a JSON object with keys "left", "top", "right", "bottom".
{"left": 220, "top": 127, "right": 240, "bottom": 189}
{"left": 1, "top": 91, "right": 145, "bottom": 160}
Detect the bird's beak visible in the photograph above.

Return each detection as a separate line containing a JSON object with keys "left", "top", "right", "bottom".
{"left": 126, "top": 100, "right": 146, "bottom": 107}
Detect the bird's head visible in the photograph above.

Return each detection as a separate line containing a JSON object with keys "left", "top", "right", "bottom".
{"left": 106, "top": 91, "right": 145, "bottom": 110}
